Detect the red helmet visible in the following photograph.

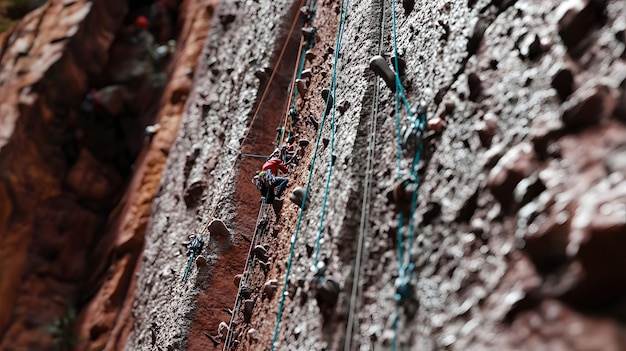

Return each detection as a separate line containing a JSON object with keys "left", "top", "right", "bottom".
{"left": 134, "top": 15, "right": 149, "bottom": 30}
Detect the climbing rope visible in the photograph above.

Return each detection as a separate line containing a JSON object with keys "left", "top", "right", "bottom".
{"left": 277, "top": 0, "right": 319, "bottom": 146}
{"left": 389, "top": 0, "right": 427, "bottom": 349}
{"left": 270, "top": 0, "right": 350, "bottom": 348}
{"left": 311, "top": 0, "right": 350, "bottom": 268}
{"left": 344, "top": 0, "right": 387, "bottom": 348}
{"left": 222, "top": 201, "right": 272, "bottom": 350}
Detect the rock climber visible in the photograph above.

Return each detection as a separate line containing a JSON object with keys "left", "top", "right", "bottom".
{"left": 184, "top": 234, "right": 204, "bottom": 257}
{"left": 253, "top": 157, "right": 289, "bottom": 203}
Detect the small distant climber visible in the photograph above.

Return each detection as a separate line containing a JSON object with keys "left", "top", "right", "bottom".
{"left": 300, "top": 6, "right": 313, "bottom": 25}
{"left": 128, "top": 15, "right": 155, "bottom": 48}
{"left": 184, "top": 234, "right": 204, "bottom": 257}
{"left": 253, "top": 157, "right": 289, "bottom": 203}
{"left": 134, "top": 15, "right": 150, "bottom": 32}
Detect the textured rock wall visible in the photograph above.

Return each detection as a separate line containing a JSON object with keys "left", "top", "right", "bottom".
{"left": 0, "top": 0, "right": 216, "bottom": 350}
{"left": 145, "top": 0, "right": 624, "bottom": 350}
{"left": 74, "top": 1, "right": 218, "bottom": 350}
{"left": 252, "top": 0, "right": 626, "bottom": 349}
{"left": 124, "top": 1, "right": 300, "bottom": 350}
{"left": 0, "top": 1, "right": 126, "bottom": 348}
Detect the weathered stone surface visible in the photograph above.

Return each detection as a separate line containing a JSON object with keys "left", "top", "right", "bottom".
{"left": 243, "top": 299, "right": 255, "bottom": 323}
{"left": 263, "top": 279, "right": 278, "bottom": 299}
{"left": 289, "top": 187, "right": 309, "bottom": 210}
{"left": 51, "top": 0, "right": 626, "bottom": 350}
{"left": 0, "top": 0, "right": 215, "bottom": 350}
{"left": 557, "top": 0, "right": 606, "bottom": 54}
{"left": 487, "top": 142, "right": 537, "bottom": 209}
{"left": 208, "top": 219, "right": 230, "bottom": 240}
{"left": 562, "top": 83, "right": 617, "bottom": 130}
{"left": 65, "top": 148, "right": 122, "bottom": 201}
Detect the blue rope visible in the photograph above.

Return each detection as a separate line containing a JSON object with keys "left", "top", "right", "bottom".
{"left": 390, "top": 0, "right": 427, "bottom": 349}
{"left": 270, "top": 0, "right": 350, "bottom": 348}
{"left": 279, "top": 0, "right": 319, "bottom": 144}
{"left": 313, "top": 0, "right": 349, "bottom": 268}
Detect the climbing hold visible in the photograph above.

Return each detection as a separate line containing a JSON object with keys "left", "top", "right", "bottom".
{"left": 300, "top": 69, "right": 312, "bottom": 79}
{"left": 402, "top": 0, "right": 415, "bottom": 14}
{"left": 296, "top": 79, "right": 307, "bottom": 98}
{"left": 467, "top": 72, "right": 483, "bottom": 101}
{"left": 145, "top": 123, "right": 161, "bottom": 137}
{"left": 289, "top": 187, "right": 309, "bottom": 210}
{"left": 195, "top": 255, "right": 207, "bottom": 267}
{"left": 475, "top": 112, "right": 498, "bottom": 147}
{"left": 302, "top": 27, "right": 317, "bottom": 47}
{"left": 310, "top": 261, "right": 326, "bottom": 277}
{"left": 253, "top": 245, "right": 269, "bottom": 263}
{"left": 240, "top": 284, "right": 253, "bottom": 299}
{"left": 390, "top": 55, "right": 406, "bottom": 77}
{"left": 259, "top": 260, "right": 270, "bottom": 274}
{"left": 427, "top": 117, "right": 446, "bottom": 133}
{"left": 309, "top": 115, "right": 320, "bottom": 130}
{"left": 314, "top": 276, "right": 340, "bottom": 322}
{"left": 243, "top": 299, "right": 255, "bottom": 323}
{"left": 234, "top": 273, "right": 244, "bottom": 288}
{"left": 305, "top": 51, "right": 316, "bottom": 61}
{"left": 248, "top": 328, "right": 260, "bottom": 341}
{"left": 390, "top": 178, "right": 418, "bottom": 215}
{"left": 218, "top": 321, "right": 229, "bottom": 341}
{"left": 298, "top": 139, "right": 310, "bottom": 147}
{"left": 337, "top": 100, "right": 351, "bottom": 114}
{"left": 272, "top": 198, "right": 283, "bottom": 215}
{"left": 208, "top": 219, "right": 230, "bottom": 240}
{"left": 263, "top": 279, "right": 279, "bottom": 299}
{"left": 369, "top": 55, "right": 396, "bottom": 92}
{"left": 183, "top": 180, "right": 207, "bottom": 208}
{"left": 321, "top": 88, "right": 333, "bottom": 116}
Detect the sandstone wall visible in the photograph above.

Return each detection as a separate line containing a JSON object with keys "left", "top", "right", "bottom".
{"left": 0, "top": 1, "right": 126, "bottom": 348}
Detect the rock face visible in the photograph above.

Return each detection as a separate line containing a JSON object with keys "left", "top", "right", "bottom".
{"left": 131, "top": 0, "right": 620, "bottom": 350}
{"left": 0, "top": 1, "right": 127, "bottom": 349}
{"left": 0, "top": 0, "right": 215, "bottom": 350}
{"left": 1, "top": 0, "right": 625, "bottom": 351}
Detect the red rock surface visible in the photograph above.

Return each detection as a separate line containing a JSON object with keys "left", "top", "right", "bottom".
{"left": 126, "top": 0, "right": 625, "bottom": 350}
{"left": 0, "top": 0, "right": 216, "bottom": 350}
